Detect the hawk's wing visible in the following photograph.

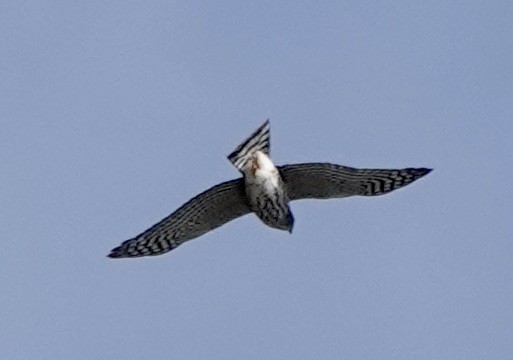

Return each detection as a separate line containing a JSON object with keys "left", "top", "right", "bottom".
{"left": 278, "top": 163, "right": 431, "bottom": 200}
{"left": 108, "top": 178, "right": 251, "bottom": 258}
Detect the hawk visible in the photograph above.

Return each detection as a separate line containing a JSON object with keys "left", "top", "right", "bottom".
{"left": 108, "top": 120, "right": 431, "bottom": 258}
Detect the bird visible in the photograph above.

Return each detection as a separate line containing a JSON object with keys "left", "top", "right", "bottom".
{"left": 108, "top": 120, "right": 431, "bottom": 258}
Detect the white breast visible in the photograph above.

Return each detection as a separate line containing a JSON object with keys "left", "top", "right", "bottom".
{"left": 255, "top": 152, "right": 281, "bottom": 188}
{"left": 244, "top": 151, "right": 281, "bottom": 197}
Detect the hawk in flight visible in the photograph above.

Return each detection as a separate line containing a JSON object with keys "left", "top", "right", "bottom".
{"left": 108, "top": 120, "right": 431, "bottom": 258}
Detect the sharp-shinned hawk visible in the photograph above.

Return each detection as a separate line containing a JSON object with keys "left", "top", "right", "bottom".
{"left": 108, "top": 120, "right": 431, "bottom": 258}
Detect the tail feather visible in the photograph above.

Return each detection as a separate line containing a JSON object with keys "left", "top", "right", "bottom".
{"left": 228, "top": 119, "right": 271, "bottom": 172}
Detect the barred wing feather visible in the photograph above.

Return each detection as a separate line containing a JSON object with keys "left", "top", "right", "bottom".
{"left": 279, "top": 163, "right": 431, "bottom": 200}
{"left": 108, "top": 178, "right": 251, "bottom": 258}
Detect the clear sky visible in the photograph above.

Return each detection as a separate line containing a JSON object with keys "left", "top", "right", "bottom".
{"left": 1, "top": 1, "right": 512, "bottom": 359}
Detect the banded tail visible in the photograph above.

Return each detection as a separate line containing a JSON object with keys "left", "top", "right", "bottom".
{"left": 228, "top": 120, "right": 270, "bottom": 172}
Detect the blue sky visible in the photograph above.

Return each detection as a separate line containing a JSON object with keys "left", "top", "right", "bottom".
{"left": 1, "top": 1, "right": 512, "bottom": 359}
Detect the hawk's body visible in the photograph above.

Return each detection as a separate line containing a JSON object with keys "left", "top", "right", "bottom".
{"left": 240, "top": 150, "right": 294, "bottom": 232}
{"left": 227, "top": 121, "right": 293, "bottom": 232}
{"left": 108, "top": 120, "right": 431, "bottom": 258}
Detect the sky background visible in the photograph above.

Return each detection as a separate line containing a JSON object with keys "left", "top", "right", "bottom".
{"left": 1, "top": 1, "right": 512, "bottom": 359}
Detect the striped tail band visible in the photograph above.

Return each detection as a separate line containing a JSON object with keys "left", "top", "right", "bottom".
{"left": 228, "top": 119, "right": 271, "bottom": 171}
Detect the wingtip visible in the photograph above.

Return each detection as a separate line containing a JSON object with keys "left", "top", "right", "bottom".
{"left": 107, "top": 246, "right": 123, "bottom": 259}
{"left": 407, "top": 167, "right": 433, "bottom": 179}
{"left": 421, "top": 167, "right": 433, "bottom": 176}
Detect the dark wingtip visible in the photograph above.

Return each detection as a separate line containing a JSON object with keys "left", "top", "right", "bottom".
{"left": 419, "top": 168, "right": 433, "bottom": 177}
{"left": 107, "top": 246, "right": 123, "bottom": 259}
{"left": 407, "top": 167, "right": 433, "bottom": 179}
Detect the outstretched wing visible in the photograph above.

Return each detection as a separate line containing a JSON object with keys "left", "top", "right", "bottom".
{"left": 278, "top": 163, "right": 431, "bottom": 200}
{"left": 108, "top": 178, "right": 251, "bottom": 258}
